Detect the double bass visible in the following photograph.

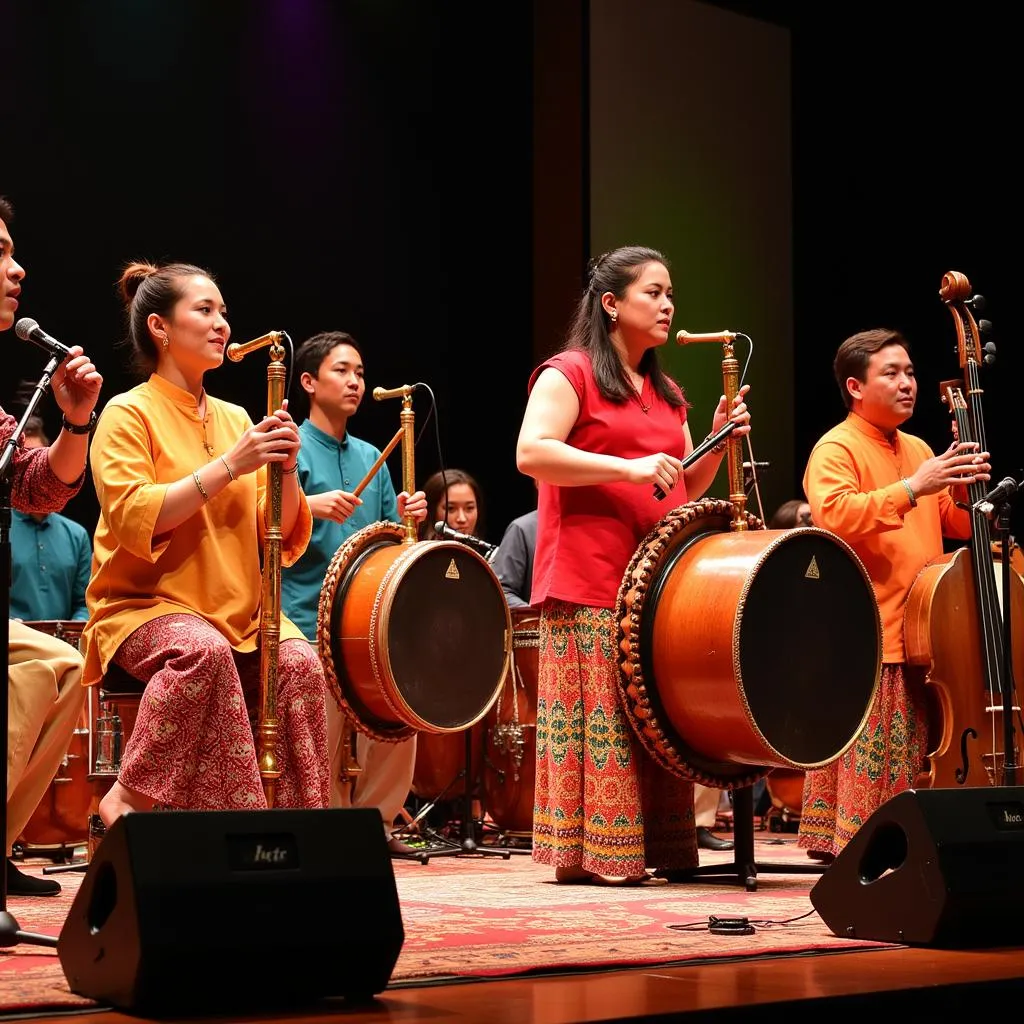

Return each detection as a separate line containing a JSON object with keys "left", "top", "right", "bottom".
{"left": 905, "top": 272, "right": 1024, "bottom": 788}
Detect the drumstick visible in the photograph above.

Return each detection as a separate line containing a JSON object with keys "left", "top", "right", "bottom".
{"left": 352, "top": 427, "right": 404, "bottom": 498}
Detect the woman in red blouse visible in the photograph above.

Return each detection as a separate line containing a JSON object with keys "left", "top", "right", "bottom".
{"left": 516, "top": 245, "right": 750, "bottom": 885}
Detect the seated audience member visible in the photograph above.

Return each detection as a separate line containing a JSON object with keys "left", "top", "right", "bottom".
{"left": 10, "top": 416, "right": 93, "bottom": 622}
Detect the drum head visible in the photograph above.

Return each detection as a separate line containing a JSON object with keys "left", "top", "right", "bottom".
{"left": 381, "top": 543, "right": 510, "bottom": 730}
{"left": 733, "top": 529, "right": 880, "bottom": 766}
{"left": 617, "top": 498, "right": 881, "bottom": 787}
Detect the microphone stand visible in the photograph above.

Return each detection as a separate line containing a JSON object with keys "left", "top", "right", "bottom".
{"left": 1, "top": 354, "right": 63, "bottom": 950}
{"left": 985, "top": 489, "right": 1021, "bottom": 787}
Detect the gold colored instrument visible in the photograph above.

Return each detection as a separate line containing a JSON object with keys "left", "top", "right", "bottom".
{"left": 228, "top": 329, "right": 287, "bottom": 805}
{"left": 676, "top": 329, "right": 747, "bottom": 531}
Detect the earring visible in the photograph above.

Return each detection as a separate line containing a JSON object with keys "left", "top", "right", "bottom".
{"left": 610, "top": 309, "right": 618, "bottom": 323}
{"left": 162, "top": 336, "right": 169, "bottom": 349}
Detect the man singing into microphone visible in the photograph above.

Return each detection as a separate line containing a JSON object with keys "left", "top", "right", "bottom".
{"left": 280, "top": 331, "right": 427, "bottom": 854}
{"left": 797, "top": 328, "right": 990, "bottom": 863}
{"left": 1, "top": 196, "right": 102, "bottom": 895}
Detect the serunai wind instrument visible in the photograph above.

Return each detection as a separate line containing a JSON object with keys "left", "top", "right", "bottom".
{"left": 226, "top": 330, "right": 287, "bottom": 805}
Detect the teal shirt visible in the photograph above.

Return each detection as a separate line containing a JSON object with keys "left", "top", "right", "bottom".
{"left": 280, "top": 418, "right": 399, "bottom": 642}
{"left": 10, "top": 509, "right": 93, "bottom": 621}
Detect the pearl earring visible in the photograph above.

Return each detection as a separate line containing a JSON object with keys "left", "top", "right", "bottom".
{"left": 610, "top": 309, "right": 618, "bottom": 323}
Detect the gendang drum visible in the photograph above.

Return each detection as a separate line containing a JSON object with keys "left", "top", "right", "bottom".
{"left": 616, "top": 498, "right": 881, "bottom": 788}
{"left": 318, "top": 521, "right": 512, "bottom": 743}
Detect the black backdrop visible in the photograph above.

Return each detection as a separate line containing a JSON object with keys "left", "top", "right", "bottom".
{"left": 3, "top": 0, "right": 1021, "bottom": 542}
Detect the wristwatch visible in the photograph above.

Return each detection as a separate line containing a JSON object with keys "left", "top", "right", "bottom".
{"left": 61, "top": 411, "right": 97, "bottom": 435}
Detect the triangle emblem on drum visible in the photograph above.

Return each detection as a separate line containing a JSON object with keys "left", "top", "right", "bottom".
{"left": 805, "top": 555, "right": 821, "bottom": 579}
{"left": 445, "top": 559, "right": 461, "bottom": 580}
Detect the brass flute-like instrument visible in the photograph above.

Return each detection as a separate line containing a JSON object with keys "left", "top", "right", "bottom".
{"left": 676, "top": 329, "right": 747, "bottom": 532}
{"left": 228, "top": 330, "right": 287, "bottom": 805}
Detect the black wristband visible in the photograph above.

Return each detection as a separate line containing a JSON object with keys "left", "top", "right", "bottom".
{"left": 62, "top": 411, "right": 97, "bottom": 435}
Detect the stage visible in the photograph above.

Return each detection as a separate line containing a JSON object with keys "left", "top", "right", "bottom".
{"left": 3, "top": 827, "right": 1023, "bottom": 1023}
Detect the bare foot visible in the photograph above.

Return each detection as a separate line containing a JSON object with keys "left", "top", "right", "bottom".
{"left": 99, "top": 780, "right": 156, "bottom": 827}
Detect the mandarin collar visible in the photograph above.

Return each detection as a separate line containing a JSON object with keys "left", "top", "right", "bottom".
{"left": 302, "top": 418, "right": 349, "bottom": 451}
{"left": 847, "top": 411, "right": 901, "bottom": 447}
{"left": 147, "top": 373, "right": 207, "bottom": 415}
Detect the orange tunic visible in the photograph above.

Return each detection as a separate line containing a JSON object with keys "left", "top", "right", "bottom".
{"left": 81, "top": 373, "right": 312, "bottom": 686}
{"left": 803, "top": 411, "right": 971, "bottom": 663}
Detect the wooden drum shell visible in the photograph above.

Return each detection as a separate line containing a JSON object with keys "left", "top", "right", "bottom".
{"left": 616, "top": 499, "right": 882, "bottom": 788}
{"left": 318, "top": 523, "right": 512, "bottom": 744}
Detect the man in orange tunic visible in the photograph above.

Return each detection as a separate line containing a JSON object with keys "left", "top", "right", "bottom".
{"left": 798, "top": 328, "right": 990, "bottom": 859}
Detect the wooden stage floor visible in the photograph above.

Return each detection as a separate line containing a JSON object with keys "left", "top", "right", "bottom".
{"left": 23, "top": 944, "right": 1024, "bottom": 1024}
{"left": 18, "top": 824, "right": 1024, "bottom": 1024}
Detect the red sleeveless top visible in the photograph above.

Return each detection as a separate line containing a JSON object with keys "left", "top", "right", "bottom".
{"left": 529, "top": 350, "right": 688, "bottom": 609}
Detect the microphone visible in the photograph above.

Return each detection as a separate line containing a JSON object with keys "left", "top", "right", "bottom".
{"left": 973, "top": 475, "right": 1021, "bottom": 515}
{"left": 434, "top": 521, "right": 497, "bottom": 557}
{"left": 15, "top": 318, "right": 73, "bottom": 359}
{"left": 373, "top": 383, "right": 417, "bottom": 401}
{"left": 675, "top": 330, "right": 737, "bottom": 344}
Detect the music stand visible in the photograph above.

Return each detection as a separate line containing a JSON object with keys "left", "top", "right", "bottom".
{"left": 1, "top": 355, "right": 63, "bottom": 949}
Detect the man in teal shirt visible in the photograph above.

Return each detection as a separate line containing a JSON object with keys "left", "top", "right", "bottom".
{"left": 281, "top": 331, "right": 427, "bottom": 854}
{"left": 11, "top": 418, "right": 92, "bottom": 622}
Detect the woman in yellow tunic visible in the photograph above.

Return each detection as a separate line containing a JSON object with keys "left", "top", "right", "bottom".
{"left": 83, "top": 261, "right": 331, "bottom": 824}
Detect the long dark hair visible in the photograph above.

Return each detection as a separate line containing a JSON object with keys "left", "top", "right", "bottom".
{"left": 564, "top": 245, "right": 685, "bottom": 408}
{"left": 418, "top": 468, "right": 485, "bottom": 540}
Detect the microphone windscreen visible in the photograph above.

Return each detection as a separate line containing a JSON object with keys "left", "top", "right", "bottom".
{"left": 14, "top": 317, "right": 39, "bottom": 341}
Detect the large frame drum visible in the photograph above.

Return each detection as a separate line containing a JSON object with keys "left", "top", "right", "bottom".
{"left": 616, "top": 499, "right": 881, "bottom": 788}
{"left": 318, "top": 522, "right": 512, "bottom": 743}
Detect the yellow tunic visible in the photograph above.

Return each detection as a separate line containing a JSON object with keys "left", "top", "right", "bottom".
{"left": 82, "top": 373, "right": 312, "bottom": 687}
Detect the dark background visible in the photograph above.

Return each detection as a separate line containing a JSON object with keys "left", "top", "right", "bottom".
{"left": 3, "top": 1, "right": 1020, "bottom": 542}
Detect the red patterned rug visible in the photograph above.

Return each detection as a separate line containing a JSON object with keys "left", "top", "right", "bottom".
{"left": 0, "top": 833, "right": 894, "bottom": 1015}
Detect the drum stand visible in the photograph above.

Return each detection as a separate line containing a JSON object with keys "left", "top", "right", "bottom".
{"left": 392, "top": 729, "right": 523, "bottom": 863}
{"left": 1, "top": 361, "right": 63, "bottom": 950}
{"left": 666, "top": 786, "right": 827, "bottom": 892}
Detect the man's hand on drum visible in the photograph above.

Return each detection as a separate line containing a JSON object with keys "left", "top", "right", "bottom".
{"left": 307, "top": 490, "right": 362, "bottom": 523}
{"left": 398, "top": 489, "right": 428, "bottom": 524}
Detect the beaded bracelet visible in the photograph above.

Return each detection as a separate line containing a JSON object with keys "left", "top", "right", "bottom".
{"left": 901, "top": 478, "right": 918, "bottom": 508}
{"left": 220, "top": 454, "right": 235, "bottom": 481}
{"left": 193, "top": 469, "right": 210, "bottom": 503}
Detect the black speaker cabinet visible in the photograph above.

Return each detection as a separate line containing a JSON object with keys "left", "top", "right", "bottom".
{"left": 57, "top": 808, "right": 404, "bottom": 1014}
{"left": 811, "top": 786, "right": 1024, "bottom": 947}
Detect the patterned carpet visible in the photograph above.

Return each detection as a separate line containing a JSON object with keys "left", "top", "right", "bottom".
{"left": 0, "top": 832, "right": 894, "bottom": 1015}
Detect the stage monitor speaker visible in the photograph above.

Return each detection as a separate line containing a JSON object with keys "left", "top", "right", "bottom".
{"left": 57, "top": 808, "right": 404, "bottom": 1014}
{"left": 811, "top": 786, "right": 1024, "bottom": 947}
